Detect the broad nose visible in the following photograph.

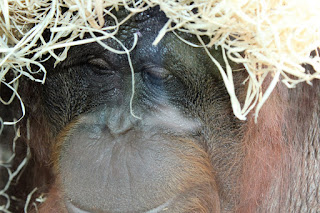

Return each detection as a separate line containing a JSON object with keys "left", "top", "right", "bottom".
{"left": 105, "top": 107, "right": 135, "bottom": 135}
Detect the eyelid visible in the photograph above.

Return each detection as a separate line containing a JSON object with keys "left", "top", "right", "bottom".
{"left": 87, "top": 57, "right": 116, "bottom": 76}
{"left": 142, "top": 64, "right": 171, "bottom": 79}
{"left": 88, "top": 57, "right": 111, "bottom": 69}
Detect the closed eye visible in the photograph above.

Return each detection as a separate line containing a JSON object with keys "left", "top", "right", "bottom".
{"left": 88, "top": 57, "right": 110, "bottom": 69}
{"left": 141, "top": 64, "right": 172, "bottom": 86}
{"left": 87, "top": 57, "right": 115, "bottom": 76}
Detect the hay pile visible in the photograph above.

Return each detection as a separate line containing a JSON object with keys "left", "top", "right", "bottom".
{"left": 1, "top": 0, "right": 320, "bottom": 122}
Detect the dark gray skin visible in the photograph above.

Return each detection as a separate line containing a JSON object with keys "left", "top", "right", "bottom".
{"left": 22, "top": 6, "right": 320, "bottom": 213}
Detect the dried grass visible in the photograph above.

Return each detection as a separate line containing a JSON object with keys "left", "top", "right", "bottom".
{"left": 1, "top": 0, "right": 320, "bottom": 122}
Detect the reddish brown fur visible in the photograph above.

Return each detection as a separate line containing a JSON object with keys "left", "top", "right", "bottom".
{"left": 237, "top": 79, "right": 320, "bottom": 212}
{"left": 167, "top": 137, "right": 221, "bottom": 212}
{"left": 19, "top": 80, "right": 54, "bottom": 165}
{"left": 36, "top": 186, "right": 67, "bottom": 213}
{"left": 237, "top": 84, "right": 289, "bottom": 212}
{"left": 51, "top": 119, "right": 81, "bottom": 174}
